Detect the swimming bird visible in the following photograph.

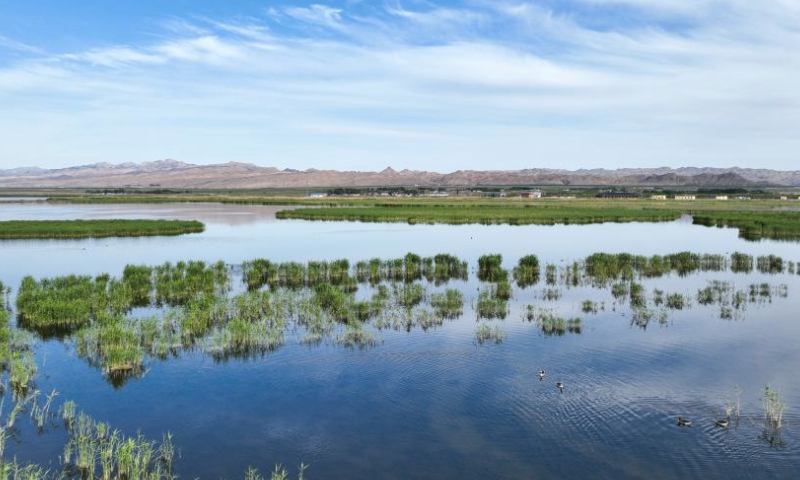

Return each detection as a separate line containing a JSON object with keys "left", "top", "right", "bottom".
{"left": 715, "top": 419, "right": 730, "bottom": 428}
{"left": 677, "top": 417, "right": 692, "bottom": 427}
{"left": 556, "top": 382, "right": 564, "bottom": 390}
{"left": 538, "top": 370, "right": 546, "bottom": 380}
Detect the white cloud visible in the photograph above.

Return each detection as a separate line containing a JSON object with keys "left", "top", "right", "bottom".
{"left": 0, "top": 1, "right": 798, "bottom": 170}
{"left": 284, "top": 4, "right": 344, "bottom": 28}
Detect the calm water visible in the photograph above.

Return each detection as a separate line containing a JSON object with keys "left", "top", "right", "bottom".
{"left": 1, "top": 203, "right": 799, "bottom": 480}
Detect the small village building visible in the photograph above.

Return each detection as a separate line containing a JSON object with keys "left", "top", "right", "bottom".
{"left": 674, "top": 195, "right": 697, "bottom": 200}
{"left": 651, "top": 195, "right": 667, "bottom": 200}
{"left": 715, "top": 196, "right": 729, "bottom": 200}
{"left": 520, "top": 190, "right": 543, "bottom": 199}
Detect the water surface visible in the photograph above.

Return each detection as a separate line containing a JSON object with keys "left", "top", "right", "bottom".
{"left": 1, "top": 203, "right": 799, "bottom": 480}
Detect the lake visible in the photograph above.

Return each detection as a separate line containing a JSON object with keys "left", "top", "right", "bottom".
{"left": 1, "top": 203, "right": 799, "bottom": 480}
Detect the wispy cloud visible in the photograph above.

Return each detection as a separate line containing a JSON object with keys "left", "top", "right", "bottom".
{"left": 0, "top": 1, "right": 798, "bottom": 170}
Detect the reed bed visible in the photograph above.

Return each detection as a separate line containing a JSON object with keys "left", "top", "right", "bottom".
{"left": 692, "top": 210, "right": 800, "bottom": 241}
{"left": 244, "top": 254, "right": 467, "bottom": 290}
{"left": 584, "top": 252, "right": 728, "bottom": 283}
{"left": 513, "top": 255, "right": 540, "bottom": 288}
{"left": 155, "top": 260, "right": 229, "bottom": 306}
{"left": 277, "top": 205, "right": 684, "bottom": 227}
{"left": 0, "top": 219, "right": 204, "bottom": 239}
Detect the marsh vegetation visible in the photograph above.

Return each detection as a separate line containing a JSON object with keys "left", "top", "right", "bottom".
{"left": 1, "top": 246, "right": 797, "bottom": 479}
{"left": 0, "top": 220, "right": 204, "bottom": 239}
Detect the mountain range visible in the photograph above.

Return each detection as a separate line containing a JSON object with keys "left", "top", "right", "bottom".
{"left": 1, "top": 160, "right": 799, "bottom": 189}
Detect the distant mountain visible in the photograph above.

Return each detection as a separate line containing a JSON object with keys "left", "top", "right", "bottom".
{"left": 1, "top": 161, "right": 799, "bottom": 189}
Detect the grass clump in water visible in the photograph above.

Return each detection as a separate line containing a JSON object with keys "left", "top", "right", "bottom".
{"left": 474, "top": 322, "right": 504, "bottom": 345}
{"left": 513, "top": 255, "right": 540, "bottom": 288}
{"left": 429, "top": 289, "right": 464, "bottom": 319}
{"left": 476, "top": 287, "right": 508, "bottom": 320}
{"left": 478, "top": 254, "right": 507, "bottom": 282}
{"left": 757, "top": 255, "right": 784, "bottom": 274}
{"left": 731, "top": 252, "right": 754, "bottom": 273}
{"left": 155, "top": 260, "right": 229, "bottom": 306}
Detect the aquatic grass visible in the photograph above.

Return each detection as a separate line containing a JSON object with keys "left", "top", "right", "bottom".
{"left": 335, "top": 323, "right": 381, "bottom": 349}
{"left": 545, "top": 264, "right": 557, "bottom": 285}
{"left": 62, "top": 409, "right": 176, "bottom": 480}
{"left": 204, "top": 320, "right": 285, "bottom": 360}
{"left": 629, "top": 282, "right": 646, "bottom": 308}
{"left": 474, "top": 322, "right": 504, "bottom": 345}
{"left": 541, "top": 288, "right": 561, "bottom": 301}
{"left": 0, "top": 219, "right": 204, "bottom": 239}
{"left": 581, "top": 300, "right": 600, "bottom": 314}
{"left": 692, "top": 210, "right": 800, "bottom": 241}
{"left": 8, "top": 352, "right": 37, "bottom": 395}
{"left": 122, "top": 265, "right": 153, "bottom": 307}
{"left": 392, "top": 282, "right": 426, "bottom": 308}
{"left": 154, "top": 260, "right": 229, "bottom": 306}
{"left": 15, "top": 275, "right": 97, "bottom": 334}
{"left": 0, "top": 460, "right": 53, "bottom": 480}
{"left": 584, "top": 252, "right": 728, "bottom": 284}
{"left": 513, "top": 255, "right": 540, "bottom": 288}
{"left": 761, "top": 384, "right": 786, "bottom": 430}
{"left": 28, "top": 389, "right": 58, "bottom": 431}
{"left": 665, "top": 293, "right": 689, "bottom": 310}
{"left": 429, "top": 289, "right": 464, "bottom": 319}
{"left": 495, "top": 280, "right": 512, "bottom": 301}
{"left": 475, "top": 287, "right": 508, "bottom": 320}
{"left": 760, "top": 384, "right": 786, "bottom": 446}
{"left": 478, "top": 254, "right": 506, "bottom": 282}
{"left": 526, "top": 306, "right": 581, "bottom": 336}
{"left": 757, "top": 255, "right": 784, "bottom": 274}
{"left": 631, "top": 307, "right": 668, "bottom": 329}
{"left": 731, "top": 252, "right": 754, "bottom": 273}
{"left": 278, "top": 204, "right": 684, "bottom": 228}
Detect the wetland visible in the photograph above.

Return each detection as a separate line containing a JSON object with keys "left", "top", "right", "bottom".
{"left": 0, "top": 202, "right": 799, "bottom": 480}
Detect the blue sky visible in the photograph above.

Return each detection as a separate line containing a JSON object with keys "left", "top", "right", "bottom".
{"left": 1, "top": 1, "right": 798, "bottom": 171}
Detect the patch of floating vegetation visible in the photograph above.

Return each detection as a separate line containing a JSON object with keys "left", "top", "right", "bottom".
{"left": 0, "top": 219, "right": 204, "bottom": 239}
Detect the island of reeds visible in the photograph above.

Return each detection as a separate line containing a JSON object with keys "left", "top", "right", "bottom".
{"left": 0, "top": 219, "right": 205, "bottom": 239}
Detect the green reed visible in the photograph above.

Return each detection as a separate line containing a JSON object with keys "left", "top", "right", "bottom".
{"left": 513, "top": 255, "right": 540, "bottom": 288}
{"left": 474, "top": 322, "right": 504, "bottom": 345}
{"left": 430, "top": 289, "right": 464, "bottom": 319}
{"left": 476, "top": 287, "right": 508, "bottom": 320}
